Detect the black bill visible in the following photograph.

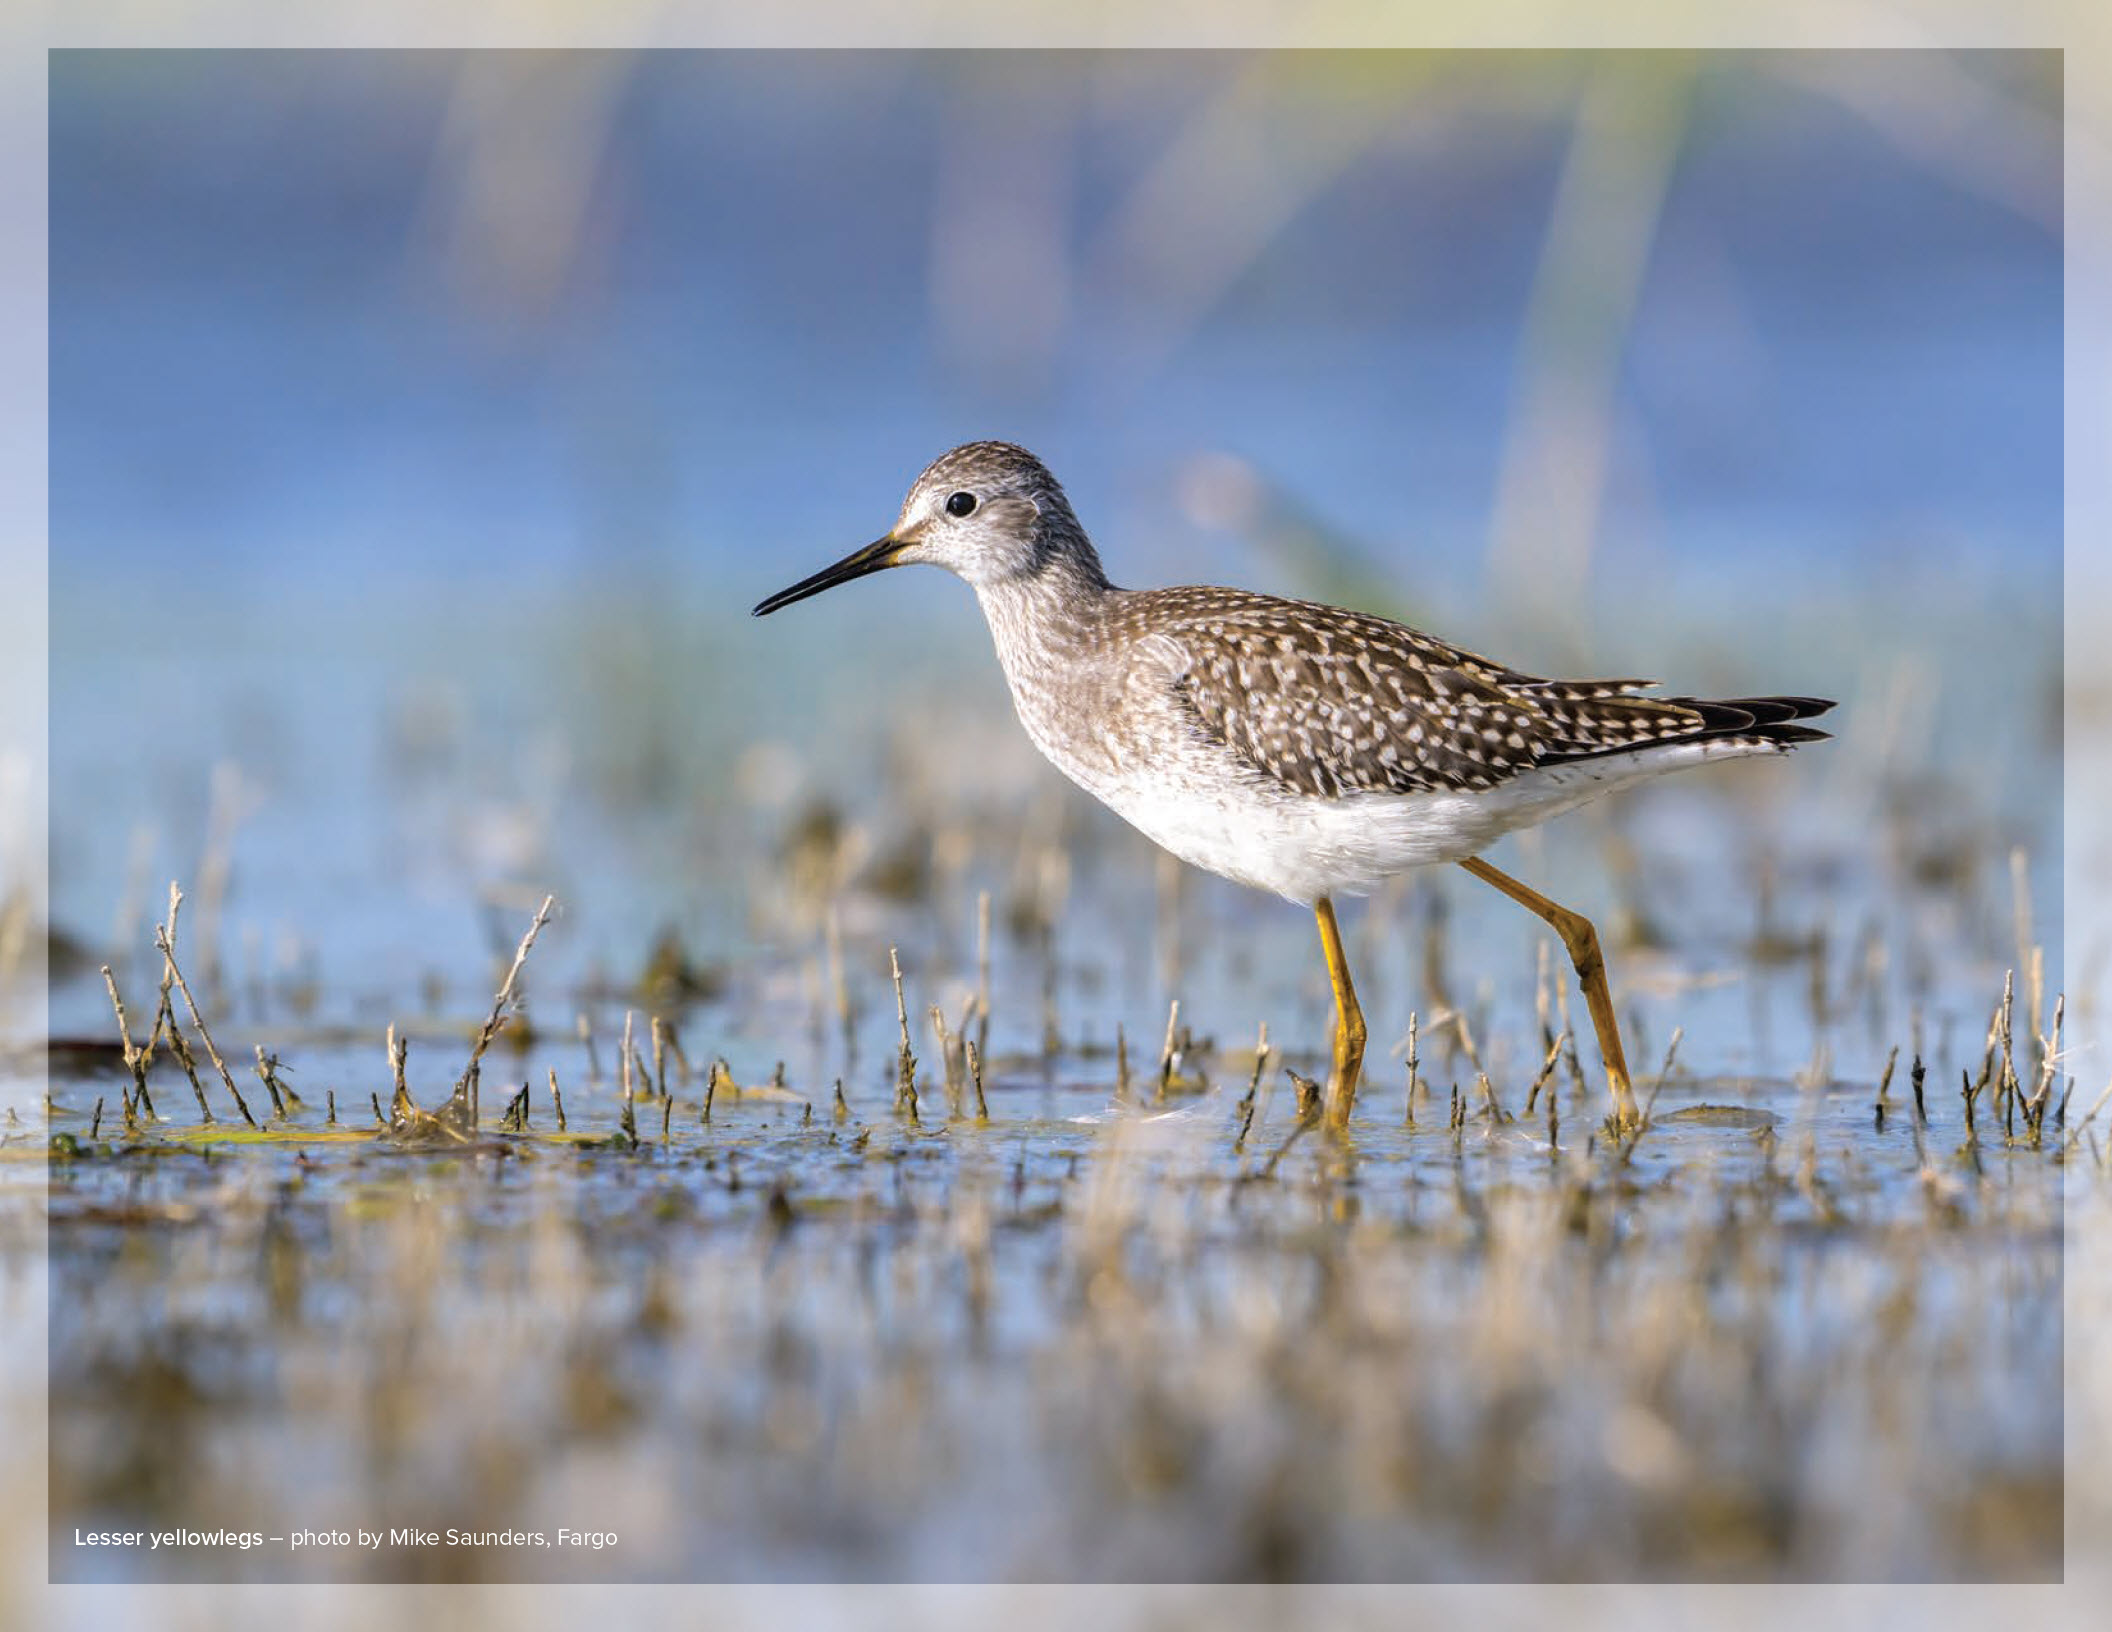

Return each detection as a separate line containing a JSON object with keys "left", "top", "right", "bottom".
{"left": 752, "top": 536, "right": 904, "bottom": 617}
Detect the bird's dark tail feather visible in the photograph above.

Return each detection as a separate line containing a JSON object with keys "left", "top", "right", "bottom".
{"left": 1540, "top": 694, "right": 1836, "bottom": 765}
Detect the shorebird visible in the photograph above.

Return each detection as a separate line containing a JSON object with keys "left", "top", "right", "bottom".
{"left": 754, "top": 442, "right": 1832, "bottom": 1129}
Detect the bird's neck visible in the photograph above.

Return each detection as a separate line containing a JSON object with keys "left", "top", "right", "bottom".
{"left": 972, "top": 546, "right": 1117, "bottom": 692}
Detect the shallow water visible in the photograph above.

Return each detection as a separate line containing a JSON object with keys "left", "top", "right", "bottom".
{"left": 34, "top": 861, "right": 2068, "bottom": 1583}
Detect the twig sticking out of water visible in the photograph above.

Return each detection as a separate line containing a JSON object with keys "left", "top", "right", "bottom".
{"left": 1911, "top": 1053, "right": 1927, "bottom": 1125}
{"left": 703, "top": 1058, "right": 727, "bottom": 1124}
{"left": 155, "top": 889, "right": 256, "bottom": 1127}
{"left": 890, "top": 947, "right": 919, "bottom": 1122}
{"left": 387, "top": 1025, "right": 412, "bottom": 1123}
{"left": 143, "top": 886, "right": 181, "bottom": 1064}
{"left": 550, "top": 1068, "right": 567, "bottom": 1132}
{"left": 457, "top": 895, "right": 556, "bottom": 1121}
{"left": 1873, "top": 1044, "right": 1899, "bottom": 1132}
{"left": 966, "top": 1038, "right": 989, "bottom": 1121}
{"left": 619, "top": 1009, "right": 639, "bottom": 1144}
{"left": 1403, "top": 1012, "right": 1420, "bottom": 1127}
{"left": 1291, "top": 1069, "right": 1323, "bottom": 1121}
{"left": 99, "top": 965, "right": 155, "bottom": 1122}
{"left": 1234, "top": 1023, "right": 1270, "bottom": 1151}
{"left": 253, "top": 1045, "right": 291, "bottom": 1118}
{"left": 1996, "top": 969, "right": 2017, "bottom": 1138}
{"left": 2022, "top": 993, "right": 2063, "bottom": 1147}
{"left": 1960, "top": 1068, "right": 1984, "bottom": 1175}
{"left": 930, "top": 1005, "right": 964, "bottom": 1117}
{"left": 1476, "top": 1071, "right": 1511, "bottom": 1125}
{"left": 1115, "top": 1025, "right": 1131, "bottom": 1102}
{"left": 1155, "top": 1000, "right": 1181, "bottom": 1102}
{"left": 651, "top": 1016, "right": 668, "bottom": 1102}
{"left": 832, "top": 1079, "right": 849, "bottom": 1123}
{"left": 1243, "top": 1099, "right": 1319, "bottom": 1183}
{"left": 1654, "top": 1027, "right": 1683, "bottom": 1095}
{"left": 1524, "top": 1026, "right": 1566, "bottom": 1118}
{"left": 326, "top": 1090, "right": 337, "bottom": 1126}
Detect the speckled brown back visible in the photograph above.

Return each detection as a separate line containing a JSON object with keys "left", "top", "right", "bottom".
{"left": 1111, "top": 585, "right": 1831, "bottom": 798}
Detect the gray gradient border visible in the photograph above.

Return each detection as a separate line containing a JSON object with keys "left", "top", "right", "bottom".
{"left": 4, "top": 4, "right": 2101, "bottom": 1627}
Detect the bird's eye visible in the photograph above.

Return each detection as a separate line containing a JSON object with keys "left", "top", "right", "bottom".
{"left": 945, "top": 491, "right": 978, "bottom": 518}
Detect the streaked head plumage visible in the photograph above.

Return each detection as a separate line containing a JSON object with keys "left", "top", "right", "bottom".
{"left": 753, "top": 440, "right": 1103, "bottom": 618}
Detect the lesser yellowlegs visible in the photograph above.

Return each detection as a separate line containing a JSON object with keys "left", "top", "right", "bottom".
{"left": 754, "top": 441, "right": 1833, "bottom": 1129}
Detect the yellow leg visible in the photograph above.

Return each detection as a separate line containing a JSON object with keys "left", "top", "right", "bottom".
{"left": 1314, "top": 896, "right": 1366, "bottom": 1126}
{"left": 1458, "top": 856, "right": 1640, "bottom": 1130}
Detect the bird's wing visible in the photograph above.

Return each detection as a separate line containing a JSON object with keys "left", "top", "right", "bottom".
{"left": 1120, "top": 587, "right": 1827, "bottom": 799}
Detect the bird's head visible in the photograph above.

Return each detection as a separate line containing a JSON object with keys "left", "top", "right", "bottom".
{"left": 753, "top": 441, "right": 1101, "bottom": 616}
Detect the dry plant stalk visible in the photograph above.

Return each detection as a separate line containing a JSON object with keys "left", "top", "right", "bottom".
{"left": 1475, "top": 1071, "right": 1509, "bottom": 1125}
{"left": 1404, "top": 1011, "right": 1421, "bottom": 1126}
{"left": 252, "top": 1044, "right": 287, "bottom": 1118}
{"left": 387, "top": 1024, "right": 412, "bottom": 1122}
{"left": 1293, "top": 1070, "right": 1323, "bottom": 1121}
{"left": 155, "top": 886, "right": 256, "bottom": 1128}
{"left": 2023, "top": 993, "right": 2064, "bottom": 1146}
{"left": 618, "top": 1009, "right": 639, "bottom": 1144}
{"left": 459, "top": 895, "right": 557, "bottom": 1119}
{"left": 890, "top": 947, "right": 919, "bottom": 1121}
{"left": 1523, "top": 1026, "right": 1566, "bottom": 1117}
{"left": 929, "top": 1005, "right": 963, "bottom": 1117}
{"left": 1235, "top": 1022, "right": 1271, "bottom": 1149}
{"left": 1156, "top": 1000, "right": 1181, "bottom": 1101}
{"left": 99, "top": 965, "right": 154, "bottom": 1121}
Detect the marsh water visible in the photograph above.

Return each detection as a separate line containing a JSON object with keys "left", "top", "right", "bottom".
{"left": 31, "top": 570, "right": 2067, "bottom": 1583}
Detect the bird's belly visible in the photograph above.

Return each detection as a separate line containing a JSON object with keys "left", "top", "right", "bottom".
{"left": 1008, "top": 674, "right": 1723, "bottom": 905}
{"left": 1049, "top": 751, "right": 1515, "bottom": 907}
{"left": 1072, "top": 742, "right": 1781, "bottom": 904}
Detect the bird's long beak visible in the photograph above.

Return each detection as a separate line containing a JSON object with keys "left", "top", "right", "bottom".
{"left": 752, "top": 535, "right": 906, "bottom": 617}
